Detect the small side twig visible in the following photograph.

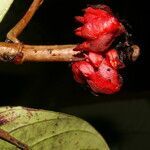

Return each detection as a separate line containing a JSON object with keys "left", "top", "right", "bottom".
{"left": 0, "top": 129, "right": 29, "bottom": 150}
{"left": 7, "top": 0, "right": 43, "bottom": 43}
{"left": 0, "top": 0, "right": 84, "bottom": 64}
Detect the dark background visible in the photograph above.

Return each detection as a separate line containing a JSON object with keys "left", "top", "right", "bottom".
{"left": 0, "top": 0, "right": 150, "bottom": 149}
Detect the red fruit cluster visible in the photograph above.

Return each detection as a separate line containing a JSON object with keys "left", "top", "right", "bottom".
{"left": 72, "top": 5, "right": 126, "bottom": 94}
{"left": 74, "top": 6, "right": 125, "bottom": 52}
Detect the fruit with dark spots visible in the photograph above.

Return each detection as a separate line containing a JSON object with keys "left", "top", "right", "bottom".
{"left": 72, "top": 52, "right": 123, "bottom": 94}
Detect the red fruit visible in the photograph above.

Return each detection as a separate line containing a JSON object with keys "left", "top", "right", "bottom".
{"left": 74, "top": 6, "right": 125, "bottom": 52}
{"left": 72, "top": 5, "right": 127, "bottom": 94}
{"left": 86, "top": 52, "right": 103, "bottom": 68}
{"left": 72, "top": 61, "right": 94, "bottom": 84}
{"left": 106, "top": 49, "right": 125, "bottom": 69}
{"left": 87, "top": 73, "right": 122, "bottom": 94}
{"left": 72, "top": 52, "right": 122, "bottom": 94}
{"left": 87, "top": 59, "right": 122, "bottom": 94}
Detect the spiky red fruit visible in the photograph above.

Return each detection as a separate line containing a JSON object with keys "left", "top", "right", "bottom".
{"left": 72, "top": 51, "right": 123, "bottom": 94}
{"left": 106, "top": 49, "right": 125, "bottom": 69}
{"left": 74, "top": 6, "right": 125, "bottom": 52}
{"left": 72, "top": 5, "right": 126, "bottom": 94}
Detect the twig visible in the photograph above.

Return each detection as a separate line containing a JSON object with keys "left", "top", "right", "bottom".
{"left": 0, "top": 0, "right": 84, "bottom": 63}
{"left": 0, "top": 129, "right": 29, "bottom": 150}
{"left": 0, "top": 43, "right": 83, "bottom": 63}
{"left": 7, "top": 0, "right": 43, "bottom": 43}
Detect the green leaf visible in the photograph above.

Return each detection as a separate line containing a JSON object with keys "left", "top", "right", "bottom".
{"left": 0, "top": 0, "right": 14, "bottom": 23}
{"left": 0, "top": 106, "right": 110, "bottom": 150}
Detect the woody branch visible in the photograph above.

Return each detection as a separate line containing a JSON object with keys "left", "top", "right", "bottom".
{"left": 0, "top": 0, "right": 83, "bottom": 63}
{"left": 0, "top": 43, "right": 83, "bottom": 63}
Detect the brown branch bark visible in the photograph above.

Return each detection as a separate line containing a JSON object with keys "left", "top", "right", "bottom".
{"left": 0, "top": 0, "right": 83, "bottom": 64}
{"left": 0, "top": 128, "right": 29, "bottom": 150}
{"left": 0, "top": 43, "right": 84, "bottom": 63}
{"left": 7, "top": 0, "right": 43, "bottom": 43}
